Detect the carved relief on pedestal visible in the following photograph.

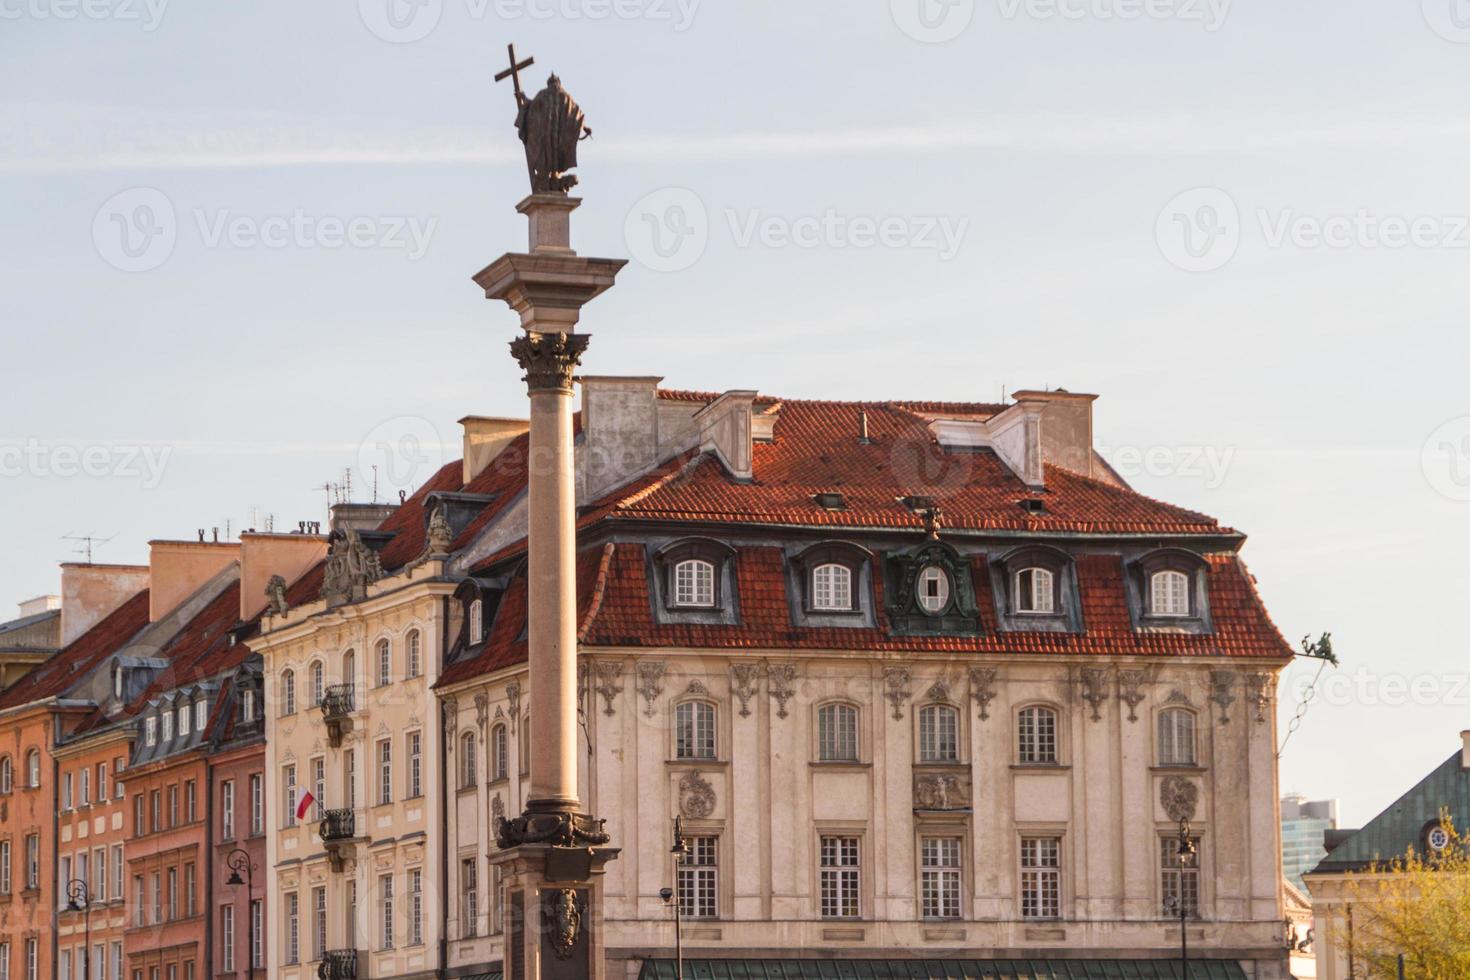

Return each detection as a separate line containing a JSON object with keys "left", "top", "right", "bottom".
{"left": 636, "top": 661, "right": 666, "bottom": 717}
{"left": 678, "top": 769, "right": 716, "bottom": 818}
{"left": 766, "top": 662, "right": 797, "bottom": 719}
{"left": 884, "top": 666, "right": 913, "bottom": 720}
{"left": 546, "top": 889, "right": 583, "bottom": 960}
{"left": 914, "top": 771, "right": 971, "bottom": 811}
{"left": 730, "top": 662, "right": 760, "bottom": 717}
{"left": 592, "top": 660, "right": 624, "bottom": 716}
{"left": 968, "top": 666, "right": 998, "bottom": 720}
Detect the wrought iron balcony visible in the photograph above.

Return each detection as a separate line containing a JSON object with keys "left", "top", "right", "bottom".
{"left": 317, "top": 950, "right": 360, "bottom": 980}
{"left": 320, "top": 809, "right": 359, "bottom": 872}
{"left": 320, "top": 683, "right": 355, "bottom": 746}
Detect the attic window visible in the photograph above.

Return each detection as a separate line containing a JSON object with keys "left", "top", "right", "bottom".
{"left": 1019, "top": 498, "right": 1046, "bottom": 514}
{"left": 813, "top": 492, "right": 847, "bottom": 512}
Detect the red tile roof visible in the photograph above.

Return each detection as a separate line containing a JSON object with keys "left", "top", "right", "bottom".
{"left": 0, "top": 589, "right": 151, "bottom": 710}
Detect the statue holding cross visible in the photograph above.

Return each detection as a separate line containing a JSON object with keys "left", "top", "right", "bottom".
{"left": 496, "top": 44, "right": 592, "bottom": 195}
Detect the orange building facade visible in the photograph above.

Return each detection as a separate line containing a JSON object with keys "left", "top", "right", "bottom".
{"left": 0, "top": 704, "right": 60, "bottom": 980}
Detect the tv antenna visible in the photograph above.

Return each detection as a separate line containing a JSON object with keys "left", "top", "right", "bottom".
{"left": 62, "top": 532, "right": 115, "bottom": 564}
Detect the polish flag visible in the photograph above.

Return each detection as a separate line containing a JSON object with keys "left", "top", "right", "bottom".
{"left": 296, "top": 790, "right": 315, "bottom": 821}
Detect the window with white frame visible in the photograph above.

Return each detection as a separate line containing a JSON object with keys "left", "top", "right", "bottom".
{"left": 343, "top": 752, "right": 355, "bottom": 811}
{"left": 1160, "top": 835, "right": 1200, "bottom": 917}
{"left": 0, "top": 942, "right": 8, "bottom": 980}
{"left": 313, "top": 886, "right": 327, "bottom": 961}
{"left": 1015, "top": 567, "right": 1055, "bottom": 613}
{"left": 250, "top": 774, "right": 264, "bottom": 835}
{"left": 194, "top": 699, "right": 206, "bottom": 733}
{"left": 1151, "top": 570, "right": 1190, "bottom": 617}
{"left": 376, "top": 639, "right": 392, "bottom": 687}
{"left": 468, "top": 600, "right": 484, "bottom": 644}
{"left": 1017, "top": 706, "right": 1059, "bottom": 764}
{"left": 406, "top": 629, "right": 422, "bottom": 678}
{"left": 25, "top": 751, "right": 39, "bottom": 789}
{"left": 408, "top": 731, "right": 422, "bottom": 798}
{"left": 492, "top": 724, "right": 509, "bottom": 781}
{"left": 811, "top": 563, "right": 853, "bottom": 611}
{"left": 25, "top": 834, "right": 38, "bottom": 889}
{"left": 282, "top": 766, "right": 297, "bottom": 827}
{"left": 93, "top": 847, "right": 105, "bottom": 900}
{"left": 62, "top": 772, "right": 73, "bottom": 809}
{"left": 819, "top": 836, "right": 860, "bottom": 918}
{"left": 0, "top": 839, "right": 10, "bottom": 894}
{"left": 378, "top": 874, "right": 395, "bottom": 950}
{"left": 674, "top": 701, "right": 716, "bottom": 760}
{"left": 917, "top": 565, "right": 950, "bottom": 613}
{"left": 377, "top": 739, "right": 393, "bottom": 806}
{"left": 1157, "top": 708, "right": 1197, "bottom": 766}
{"left": 459, "top": 732, "right": 477, "bottom": 789}
{"left": 461, "top": 858, "right": 479, "bottom": 937}
{"left": 1020, "top": 837, "right": 1061, "bottom": 919}
{"left": 241, "top": 688, "right": 256, "bottom": 723}
{"left": 310, "top": 662, "right": 324, "bottom": 707}
{"left": 672, "top": 559, "right": 715, "bottom": 608}
{"left": 918, "top": 704, "right": 959, "bottom": 763}
{"left": 678, "top": 836, "right": 718, "bottom": 919}
{"left": 220, "top": 781, "right": 235, "bottom": 840}
{"left": 144, "top": 718, "right": 156, "bottom": 747}
{"left": 409, "top": 869, "right": 424, "bottom": 946}
{"left": 285, "top": 892, "right": 299, "bottom": 965}
{"left": 80, "top": 767, "right": 90, "bottom": 805}
{"left": 178, "top": 703, "right": 191, "bottom": 737}
{"left": 111, "top": 846, "right": 123, "bottom": 901}
{"left": 96, "top": 763, "right": 106, "bottom": 802}
{"left": 311, "top": 759, "right": 325, "bottom": 819}
{"left": 0, "top": 756, "right": 10, "bottom": 793}
{"left": 251, "top": 900, "right": 263, "bottom": 968}
{"left": 110, "top": 943, "right": 122, "bottom": 980}
{"left": 25, "top": 940, "right": 37, "bottom": 980}
{"left": 161, "top": 711, "right": 172, "bottom": 742}
{"left": 817, "top": 703, "right": 858, "bottom": 762}
{"left": 280, "top": 670, "right": 295, "bottom": 716}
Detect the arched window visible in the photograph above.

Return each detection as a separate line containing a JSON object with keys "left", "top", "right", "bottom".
{"left": 672, "top": 560, "right": 715, "bottom": 608}
{"left": 812, "top": 563, "right": 854, "bottom": 612}
{"left": 375, "top": 638, "right": 392, "bottom": 688}
{"left": 0, "top": 755, "right": 12, "bottom": 793}
{"left": 406, "top": 629, "right": 422, "bottom": 679}
{"left": 918, "top": 704, "right": 959, "bottom": 762}
{"left": 459, "top": 732, "right": 478, "bottom": 789}
{"left": 468, "top": 600, "right": 484, "bottom": 645}
{"left": 309, "top": 662, "right": 324, "bottom": 707}
{"left": 674, "top": 701, "right": 717, "bottom": 760}
{"left": 1015, "top": 567, "right": 1055, "bottom": 613}
{"left": 1017, "top": 706, "right": 1059, "bottom": 764}
{"left": 917, "top": 565, "right": 951, "bottom": 613}
{"left": 1151, "top": 571, "right": 1190, "bottom": 617}
{"left": 26, "top": 749, "right": 41, "bottom": 788}
{"left": 492, "top": 724, "right": 509, "bottom": 781}
{"left": 1157, "top": 708, "right": 1196, "bottom": 766}
{"left": 342, "top": 649, "right": 356, "bottom": 689}
{"left": 817, "top": 703, "right": 858, "bottom": 762}
{"left": 280, "top": 670, "right": 296, "bottom": 716}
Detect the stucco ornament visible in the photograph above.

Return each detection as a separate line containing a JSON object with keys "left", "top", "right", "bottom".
{"left": 506, "top": 682, "right": 522, "bottom": 731}
{"left": 636, "top": 662, "right": 667, "bottom": 717}
{"left": 1246, "top": 671, "right": 1273, "bottom": 722}
{"left": 592, "top": 660, "right": 624, "bottom": 716}
{"left": 265, "top": 574, "right": 289, "bottom": 615}
{"left": 766, "top": 662, "right": 797, "bottom": 719}
{"left": 425, "top": 504, "right": 453, "bottom": 554}
{"left": 320, "top": 528, "right": 384, "bottom": 604}
{"left": 925, "top": 679, "right": 952, "bottom": 704}
{"left": 915, "top": 773, "right": 968, "bottom": 811}
{"left": 678, "top": 769, "right": 716, "bottom": 818}
{"left": 730, "top": 662, "right": 760, "bottom": 717}
{"left": 1117, "top": 669, "right": 1148, "bottom": 723}
{"left": 1209, "top": 669, "right": 1237, "bottom": 724}
{"left": 1079, "top": 667, "right": 1110, "bottom": 721}
{"left": 968, "top": 667, "right": 998, "bottom": 720}
{"left": 491, "top": 793, "right": 505, "bottom": 827}
{"left": 1160, "top": 775, "right": 1200, "bottom": 822}
{"left": 884, "top": 666, "right": 913, "bottom": 720}
{"left": 474, "top": 693, "right": 489, "bottom": 742}
{"left": 547, "top": 888, "right": 583, "bottom": 959}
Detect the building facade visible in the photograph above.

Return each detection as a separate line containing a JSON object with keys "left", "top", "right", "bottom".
{"left": 1281, "top": 794, "right": 1338, "bottom": 891}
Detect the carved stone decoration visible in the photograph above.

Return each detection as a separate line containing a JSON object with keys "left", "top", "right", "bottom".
{"left": 1079, "top": 668, "right": 1110, "bottom": 722}
{"left": 925, "top": 679, "right": 952, "bottom": 704}
{"left": 968, "top": 667, "right": 998, "bottom": 721}
{"left": 1165, "top": 689, "right": 1193, "bottom": 707}
{"left": 914, "top": 773, "right": 970, "bottom": 811}
{"left": 884, "top": 667, "right": 913, "bottom": 720}
{"left": 319, "top": 528, "right": 385, "bottom": 604}
{"left": 546, "top": 888, "right": 583, "bottom": 960}
{"left": 636, "top": 662, "right": 667, "bottom": 718}
{"left": 491, "top": 793, "right": 505, "bottom": 824}
{"left": 685, "top": 680, "right": 710, "bottom": 697}
{"left": 592, "top": 661, "right": 624, "bottom": 716}
{"left": 474, "top": 693, "right": 490, "bottom": 743}
{"left": 425, "top": 504, "right": 453, "bottom": 555}
{"left": 509, "top": 331, "right": 591, "bottom": 393}
{"left": 264, "top": 574, "right": 289, "bottom": 615}
{"left": 730, "top": 663, "right": 760, "bottom": 718}
{"left": 1246, "top": 671, "right": 1273, "bottom": 722}
{"left": 1160, "top": 775, "right": 1200, "bottom": 822}
{"left": 678, "top": 769, "right": 716, "bottom": 819}
{"left": 1118, "top": 669, "right": 1148, "bottom": 723}
{"left": 1209, "top": 669, "right": 1237, "bottom": 724}
{"left": 577, "top": 663, "right": 589, "bottom": 717}
{"left": 442, "top": 697, "right": 458, "bottom": 747}
{"left": 506, "top": 682, "right": 522, "bottom": 732}
{"left": 766, "top": 663, "right": 797, "bottom": 720}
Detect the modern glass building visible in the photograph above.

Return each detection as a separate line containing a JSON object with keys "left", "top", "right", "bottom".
{"left": 1282, "top": 793, "right": 1339, "bottom": 889}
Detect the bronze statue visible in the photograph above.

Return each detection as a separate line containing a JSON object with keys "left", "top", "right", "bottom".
{"left": 496, "top": 44, "right": 591, "bottom": 194}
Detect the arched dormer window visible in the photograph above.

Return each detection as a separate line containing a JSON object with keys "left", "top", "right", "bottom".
{"left": 793, "top": 541, "right": 871, "bottom": 617}
{"left": 1151, "top": 570, "right": 1190, "bottom": 618}
{"left": 654, "top": 539, "right": 735, "bottom": 613}
{"left": 491, "top": 724, "right": 509, "bottom": 781}
{"left": 469, "top": 599, "right": 485, "bottom": 644}
{"left": 1015, "top": 567, "right": 1056, "bottom": 614}
{"left": 459, "top": 731, "right": 478, "bottom": 789}
{"left": 280, "top": 669, "right": 296, "bottom": 716}
{"left": 26, "top": 749, "right": 41, "bottom": 788}
{"left": 994, "top": 546, "right": 1070, "bottom": 620}
{"left": 812, "top": 563, "right": 852, "bottom": 611}
{"left": 884, "top": 540, "right": 980, "bottom": 635}
{"left": 674, "top": 700, "right": 717, "bottom": 760}
{"left": 309, "top": 661, "right": 324, "bottom": 707}
{"left": 0, "top": 755, "right": 12, "bottom": 794}
{"left": 918, "top": 704, "right": 960, "bottom": 763}
{"left": 1016, "top": 705, "right": 1059, "bottom": 765}
{"left": 1157, "top": 708, "right": 1197, "bottom": 766}
{"left": 674, "top": 560, "right": 715, "bottom": 608}
{"left": 375, "top": 638, "right": 392, "bottom": 687}
{"left": 816, "top": 703, "right": 859, "bottom": 761}
{"left": 1132, "top": 550, "right": 1210, "bottom": 625}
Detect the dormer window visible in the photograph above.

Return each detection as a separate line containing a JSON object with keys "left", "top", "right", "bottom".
{"left": 179, "top": 705, "right": 191, "bottom": 737}
{"left": 144, "top": 717, "right": 157, "bottom": 747}
{"left": 242, "top": 689, "right": 256, "bottom": 723}
{"left": 1015, "top": 567, "right": 1055, "bottom": 614}
{"left": 673, "top": 560, "right": 715, "bottom": 608}
{"left": 161, "top": 711, "right": 173, "bottom": 742}
{"left": 468, "top": 599, "right": 484, "bottom": 644}
{"left": 1151, "top": 570, "right": 1190, "bottom": 617}
{"left": 918, "top": 566, "right": 950, "bottom": 613}
{"left": 195, "top": 699, "right": 206, "bottom": 733}
{"left": 114, "top": 667, "right": 123, "bottom": 700}
{"left": 812, "top": 563, "right": 853, "bottom": 612}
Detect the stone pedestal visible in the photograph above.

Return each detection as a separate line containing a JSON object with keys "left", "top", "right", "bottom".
{"left": 490, "top": 844, "right": 620, "bottom": 980}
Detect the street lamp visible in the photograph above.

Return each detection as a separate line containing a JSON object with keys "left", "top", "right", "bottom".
{"left": 1169, "top": 818, "right": 1197, "bottom": 980}
{"left": 66, "top": 879, "right": 91, "bottom": 980}
{"left": 658, "top": 816, "right": 688, "bottom": 980}
{"left": 225, "top": 849, "right": 255, "bottom": 980}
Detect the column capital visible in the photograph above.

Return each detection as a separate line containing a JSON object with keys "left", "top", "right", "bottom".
{"left": 510, "top": 330, "right": 591, "bottom": 393}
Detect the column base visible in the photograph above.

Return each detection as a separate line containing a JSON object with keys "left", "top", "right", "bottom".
{"left": 491, "top": 841, "right": 621, "bottom": 980}
{"left": 497, "top": 803, "right": 612, "bottom": 849}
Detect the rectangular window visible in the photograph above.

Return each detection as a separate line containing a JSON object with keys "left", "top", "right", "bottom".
{"left": 1160, "top": 836, "right": 1201, "bottom": 917}
{"left": 112, "top": 845, "right": 124, "bottom": 901}
{"left": 63, "top": 772, "right": 73, "bottom": 810}
{"left": 25, "top": 940, "right": 36, "bottom": 980}
{"left": 674, "top": 702, "right": 716, "bottom": 760}
{"left": 461, "top": 858, "right": 479, "bottom": 938}
{"left": 377, "top": 740, "right": 392, "bottom": 806}
{"left": 344, "top": 751, "right": 356, "bottom": 810}
{"left": 1020, "top": 837, "right": 1061, "bottom": 920}
{"left": 168, "top": 785, "right": 179, "bottom": 827}
{"left": 285, "top": 892, "right": 300, "bottom": 965}
{"left": 379, "top": 874, "right": 395, "bottom": 950}
{"left": 312, "top": 758, "right": 326, "bottom": 820}
{"left": 93, "top": 946, "right": 104, "bottom": 980}
{"left": 113, "top": 757, "right": 125, "bottom": 800}
{"left": 185, "top": 780, "right": 196, "bottom": 823}
{"left": 162, "top": 711, "right": 172, "bottom": 742}
{"left": 96, "top": 763, "right": 107, "bottom": 803}
{"left": 179, "top": 704, "right": 191, "bottom": 737}
{"left": 407, "top": 631, "right": 421, "bottom": 678}
{"left": 491, "top": 865, "right": 504, "bottom": 935}
{"left": 409, "top": 868, "right": 423, "bottom": 946}
{"left": 196, "top": 700, "right": 206, "bottom": 733}
{"left": 0, "top": 840, "right": 9, "bottom": 894}
{"left": 408, "top": 732, "right": 422, "bottom": 798}
{"left": 920, "top": 837, "right": 962, "bottom": 919}
{"left": 819, "top": 836, "right": 860, "bottom": 919}
{"left": 144, "top": 717, "right": 156, "bottom": 746}
{"left": 221, "top": 781, "right": 235, "bottom": 839}
{"left": 251, "top": 900, "right": 264, "bottom": 968}
{"left": 0, "top": 943, "right": 8, "bottom": 980}
{"left": 250, "top": 774, "right": 264, "bottom": 835}
{"left": 150, "top": 790, "right": 161, "bottom": 833}
{"left": 24, "top": 835, "right": 38, "bottom": 889}
{"left": 167, "top": 867, "right": 177, "bottom": 920}
{"left": 111, "top": 943, "right": 123, "bottom": 980}
{"left": 57, "top": 950, "right": 68, "bottom": 980}
{"left": 313, "top": 886, "right": 327, "bottom": 961}
{"left": 678, "top": 836, "right": 718, "bottom": 919}
{"left": 80, "top": 768, "right": 90, "bottom": 806}
{"left": 185, "top": 863, "right": 196, "bottom": 917}
{"left": 918, "top": 705, "right": 959, "bottom": 763}
{"left": 133, "top": 795, "right": 145, "bottom": 836}
{"left": 132, "top": 876, "right": 145, "bottom": 926}
{"left": 60, "top": 856, "right": 71, "bottom": 902}
{"left": 150, "top": 871, "right": 161, "bottom": 924}
{"left": 93, "top": 847, "right": 106, "bottom": 901}
{"left": 283, "top": 766, "right": 298, "bottom": 827}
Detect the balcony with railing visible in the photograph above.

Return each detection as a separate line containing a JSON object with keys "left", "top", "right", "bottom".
{"left": 320, "top": 683, "right": 355, "bottom": 746}
{"left": 317, "top": 950, "right": 361, "bottom": 980}
{"left": 320, "top": 808, "right": 361, "bottom": 872}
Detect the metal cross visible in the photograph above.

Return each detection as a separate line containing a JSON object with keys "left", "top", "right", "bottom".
{"left": 495, "top": 43, "right": 535, "bottom": 104}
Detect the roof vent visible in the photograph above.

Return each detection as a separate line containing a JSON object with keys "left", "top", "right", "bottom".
{"left": 1019, "top": 498, "right": 1046, "bottom": 514}
{"left": 813, "top": 492, "right": 847, "bottom": 512}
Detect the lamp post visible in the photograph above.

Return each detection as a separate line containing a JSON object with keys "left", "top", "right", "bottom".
{"left": 66, "top": 879, "right": 91, "bottom": 980}
{"left": 225, "top": 849, "right": 255, "bottom": 980}
{"left": 1172, "top": 818, "right": 1197, "bottom": 979}
{"left": 658, "top": 816, "right": 688, "bottom": 980}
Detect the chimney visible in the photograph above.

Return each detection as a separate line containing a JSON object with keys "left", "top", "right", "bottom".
{"left": 1009, "top": 389, "right": 1105, "bottom": 482}
{"left": 60, "top": 563, "right": 150, "bottom": 645}
{"left": 328, "top": 502, "right": 399, "bottom": 534}
{"left": 578, "top": 377, "right": 660, "bottom": 501}
{"left": 239, "top": 532, "right": 329, "bottom": 621}
{"left": 460, "top": 416, "right": 530, "bottom": 485}
{"left": 695, "top": 390, "right": 758, "bottom": 482}
{"left": 18, "top": 595, "right": 60, "bottom": 618}
{"left": 148, "top": 540, "right": 240, "bottom": 622}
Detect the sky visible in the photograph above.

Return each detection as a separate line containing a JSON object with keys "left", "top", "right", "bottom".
{"left": 4, "top": 0, "right": 1470, "bottom": 828}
